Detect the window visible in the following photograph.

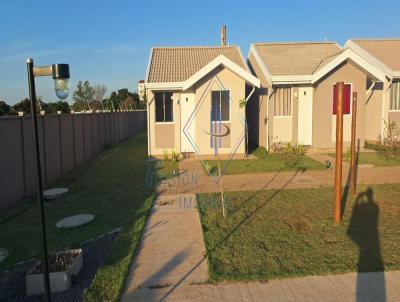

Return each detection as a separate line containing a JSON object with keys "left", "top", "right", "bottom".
{"left": 274, "top": 87, "right": 291, "bottom": 116}
{"left": 155, "top": 92, "right": 173, "bottom": 122}
{"left": 211, "top": 90, "right": 230, "bottom": 122}
{"left": 390, "top": 81, "right": 400, "bottom": 111}
{"left": 333, "top": 83, "right": 351, "bottom": 115}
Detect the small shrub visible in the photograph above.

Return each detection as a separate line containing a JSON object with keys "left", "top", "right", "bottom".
{"left": 252, "top": 147, "right": 268, "bottom": 159}
{"left": 171, "top": 150, "right": 179, "bottom": 162}
{"left": 283, "top": 143, "right": 306, "bottom": 168}
{"left": 163, "top": 149, "right": 169, "bottom": 161}
{"left": 271, "top": 138, "right": 284, "bottom": 153}
{"left": 377, "top": 120, "right": 400, "bottom": 160}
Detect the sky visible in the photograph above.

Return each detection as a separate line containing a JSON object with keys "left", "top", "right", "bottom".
{"left": 0, "top": 0, "right": 399, "bottom": 105}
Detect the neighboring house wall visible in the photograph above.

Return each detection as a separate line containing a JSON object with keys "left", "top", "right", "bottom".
{"left": 147, "top": 66, "right": 246, "bottom": 156}
{"left": 386, "top": 80, "right": 400, "bottom": 131}
{"left": 270, "top": 87, "right": 294, "bottom": 144}
{"left": 247, "top": 52, "right": 269, "bottom": 148}
{"left": 389, "top": 111, "right": 400, "bottom": 127}
{"left": 365, "top": 82, "right": 384, "bottom": 141}
{"left": 313, "top": 62, "right": 368, "bottom": 149}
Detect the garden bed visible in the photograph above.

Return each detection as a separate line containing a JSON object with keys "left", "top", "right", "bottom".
{"left": 0, "top": 231, "right": 117, "bottom": 301}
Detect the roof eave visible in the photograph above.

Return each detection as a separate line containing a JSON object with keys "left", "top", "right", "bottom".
{"left": 345, "top": 39, "right": 394, "bottom": 77}
{"left": 145, "top": 82, "right": 183, "bottom": 91}
{"left": 182, "top": 55, "right": 260, "bottom": 91}
{"left": 248, "top": 44, "right": 273, "bottom": 86}
{"left": 145, "top": 48, "right": 154, "bottom": 82}
{"left": 312, "top": 48, "right": 388, "bottom": 83}
{"left": 271, "top": 75, "right": 313, "bottom": 85}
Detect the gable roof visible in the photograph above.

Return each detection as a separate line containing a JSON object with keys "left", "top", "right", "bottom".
{"left": 345, "top": 39, "right": 400, "bottom": 77}
{"left": 252, "top": 41, "right": 342, "bottom": 76}
{"left": 249, "top": 41, "right": 389, "bottom": 85}
{"left": 146, "top": 46, "right": 247, "bottom": 83}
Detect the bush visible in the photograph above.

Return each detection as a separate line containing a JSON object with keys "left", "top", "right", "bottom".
{"left": 163, "top": 149, "right": 169, "bottom": 161}
{"left": 171, "top": 150, "right": 179, "bottom": 162}
{"left": 283, "top": 143, "right": 306, "bottom": 168}
{"left": 377, "top": 120, "right": 400, "bottom": 160}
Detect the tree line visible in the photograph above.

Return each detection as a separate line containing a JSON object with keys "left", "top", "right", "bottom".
{"left": 0, "top": 80, "right": 146, "bottom": 116}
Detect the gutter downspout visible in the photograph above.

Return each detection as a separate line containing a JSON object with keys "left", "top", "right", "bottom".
{"left": 365, "top": 80, "right": 376, "bottom": 104}
{"left": 382, "top": 78, "right": 393, "bottom": 137}
{"left": 266, "top": 86, "right": 276, "bottom": 151}
{"left": 244, "top": 86, "right": 256, "bottom": 156}
{"left": 146, "top": 86, "right": 152, "bottom": 157}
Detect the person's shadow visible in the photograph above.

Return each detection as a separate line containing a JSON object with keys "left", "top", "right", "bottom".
{"left": 347, "top": 188, "right": 386, "bottom": 301}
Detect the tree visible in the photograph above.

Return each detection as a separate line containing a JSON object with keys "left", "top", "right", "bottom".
{"left": 108, "top": 91, "right": 119, "bottom": 111}
{"left": 120, "top": 96, "right": 136, "bottom": 110}
{"left": 45, "top": 101, "right": 71, "bottom": 114}
{"left": 0, "top": 101, "right": 10, "bottom": 116}
{"left": 13, "top": 98, "right": 32, "bottom": 114}
{"left": 72, "top": 80, "right": 95, "bottom": 111}
{"left": 93, "top": 84, "right": 107, "bottom": 110}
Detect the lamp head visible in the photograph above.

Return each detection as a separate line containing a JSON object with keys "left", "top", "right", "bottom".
{"left": 52, "top": 64, "right": 70, "bottom": 100}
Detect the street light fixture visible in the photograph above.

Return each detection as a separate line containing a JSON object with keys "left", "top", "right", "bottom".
{"left": 26, "top": 58, "right": 70, "bottom": 302}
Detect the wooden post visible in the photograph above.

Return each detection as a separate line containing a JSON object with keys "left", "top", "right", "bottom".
{"left": 334, "top": 82, "right": 344, "bottom": 224}
{"left": 350, "top": 92, "right": 358, "bottom": 195}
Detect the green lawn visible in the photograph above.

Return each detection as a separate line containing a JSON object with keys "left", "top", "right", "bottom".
{"left": 328, "top": 152, "right": 400, "bottom": 167}
{"left": 151, "top": 159, "right": 180, "bottom": 181}
{"left": 197, "top": 184, "right": 400, "bottom": 281}
{"left": 0, "top": 132, "right": 168, "bottom": 301}
{"left": 204, "top": 149, "right": 325, "bottom": 175}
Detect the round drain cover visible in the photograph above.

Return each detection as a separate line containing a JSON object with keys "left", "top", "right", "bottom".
{"left": 56, "top": 214, "right": 95, "bottom": 229}
{"left": 44, "top": 188, "right": 69, "bottom": 200}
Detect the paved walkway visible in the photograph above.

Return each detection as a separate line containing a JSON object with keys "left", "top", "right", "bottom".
{"left": 123, "top": 270, "right": 400, "bottom": 301}
{"left": 157, "top": 157, "right": 400, "bottom": 194}
{"left": 121, "top": 194, "right": 208, "bottom": 302}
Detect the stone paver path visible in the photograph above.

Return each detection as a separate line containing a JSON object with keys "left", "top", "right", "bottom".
{"left": 123, "top": 270, "right": 400, "bottom": 301}
{"left": 121, "top": 194, "right": 208, "bottom": 302}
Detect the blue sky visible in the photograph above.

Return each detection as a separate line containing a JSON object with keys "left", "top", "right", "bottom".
{"left": 1, "top": 0, "right": 399, "bottom": 105}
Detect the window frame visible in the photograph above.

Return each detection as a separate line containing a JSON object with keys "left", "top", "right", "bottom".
{"left": 332, "top": 82, "right": 352, "bottom": 116}
{"left": 154, "top": 92, "right": 174, "bottom": 124}
{"left": 389, "top": 81, "right": 400, "bottom": 112}
{"left": 211, "top": 90, "right": 230, "bottom": 123}
{"left": 273, "top": 87, "right": 292, "bottom": 118}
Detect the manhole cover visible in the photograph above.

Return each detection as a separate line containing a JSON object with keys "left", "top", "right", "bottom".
{"left": 56, "top": 214, "right": 95, "bottom": 229}
{"left": 44, "top": 188, "right": 69, "bottom": 200}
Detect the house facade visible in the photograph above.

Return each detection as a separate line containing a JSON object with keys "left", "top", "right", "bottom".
{"left": 247, "top": 40, "right": 399, "bottom": 151}
{"left": 145, "top": 46, "right": 260, "bottom": 157}
{"left": 345, "top": 39, "right": 400, "bottom": 139}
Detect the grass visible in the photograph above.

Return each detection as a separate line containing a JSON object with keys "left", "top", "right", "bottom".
{"left": 328, "top": 152, "right": 400, "bottom": 167}
{"left": 197, "top": 184, "right": 400, "bottom": 281}
{"left": 0, "top": 132, "right": 169, "bottom": 301}
{"left": 151, "top": 159, "right": 180, "bottom": 181}
{"left": 204, "top": 147, "right": 326, "bottom": 175}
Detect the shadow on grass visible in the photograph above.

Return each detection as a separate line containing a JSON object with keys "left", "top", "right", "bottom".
{"left": 341, "top": 139, "right": 361, "bottom": 219}
{"left": 347, "top": 187, "right": 386, "bottom": 301}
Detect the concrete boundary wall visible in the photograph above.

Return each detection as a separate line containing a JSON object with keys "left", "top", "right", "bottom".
{"left": 0, "top": 110, "right": 147, "bottom": 209}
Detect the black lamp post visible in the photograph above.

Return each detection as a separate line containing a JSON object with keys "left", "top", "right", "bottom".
{"left": 26, "top": 58, "right": 70, "bottom": 302}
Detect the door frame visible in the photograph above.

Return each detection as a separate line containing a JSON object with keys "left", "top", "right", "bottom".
{"left": 297, "top": 87, "right": 313, "bottom": 145}
{"left": 180, "top": 92, "right": 196, "bottom": 152}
